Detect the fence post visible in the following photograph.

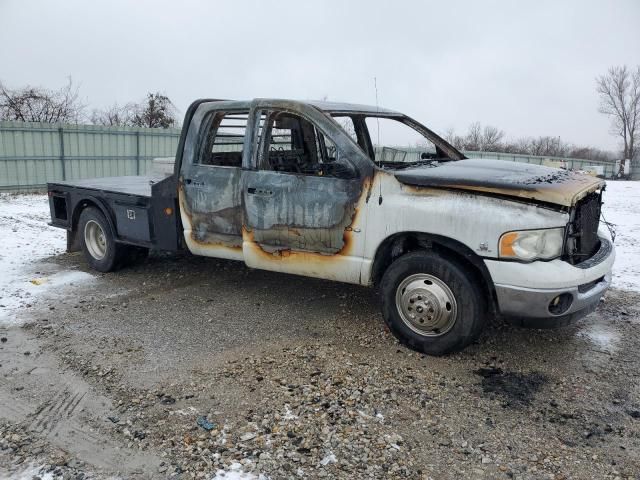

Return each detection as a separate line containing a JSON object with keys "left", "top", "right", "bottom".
{"left": 58, "top": 127, "right": 66, "bottom": 180}
{"left": 135, "top": 131, "right": 141, "bottom": 175}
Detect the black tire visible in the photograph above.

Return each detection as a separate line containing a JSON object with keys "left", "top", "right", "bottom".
{"left": 380, "top": 250, "right": 486, "bottom": 356}
{"left": 78, "top": 207, "right": 127, "bottom": 272}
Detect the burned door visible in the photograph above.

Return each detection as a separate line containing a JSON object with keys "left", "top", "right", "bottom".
{"left": 242, "top": 109, "right": 368, "bottom": 283}
{"left": 179, "top": 107, "right": 251, "bottom": 259}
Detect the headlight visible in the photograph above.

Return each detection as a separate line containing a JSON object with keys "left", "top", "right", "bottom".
{"left": 499, "top": 228, "right": 564, "bottom": 261}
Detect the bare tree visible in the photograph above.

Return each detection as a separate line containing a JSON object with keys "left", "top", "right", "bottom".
{"left": 465, "top": 122, "right": 483, "bottom": 151}
{"left": 444, "top": 123, "right": 503, "bottom": 151}
{"left": 0, "top": 78, "right": 85, "bottom": 123}
{"left": 596, "top": 65, "right": 640, "bottom": 174}
{"left": 529, "top": 136, "right": 567, "bottom": 157}
{"left": 443, "top": 127, "right": 465, "bottom": 150}
{"left": 481, "top": 125, "right": 504, "bottom": 151}
{"left": 443, "top": 122, "right": 613, "bottom": 162}
{"left": 90, "top": 102, "right": 135, "bottom": 126}
{"left": 443, "top": 127, "right": 456, "bottom": 144}
{"left": 130, "top": 92, "right": 178, "bottom": 128}
{"left": 500, "top": 136, "right": 531, "bottom": 154}
{"left": 567, "top": 146, "right": 612, "bottom": 162}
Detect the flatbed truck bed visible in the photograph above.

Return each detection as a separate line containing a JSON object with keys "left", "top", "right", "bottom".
{"left": 48, "top": 174, "right": 180, "bottom": 252}
{"left": 50, "top": 175, "right": 162, "bottom": 197}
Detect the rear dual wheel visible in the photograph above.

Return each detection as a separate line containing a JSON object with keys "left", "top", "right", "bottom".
{"left": 79, "top": 207, "right": 148, "bottom": 272}
{"left": 381, "top": 250, "right": 486, "bottom": 356}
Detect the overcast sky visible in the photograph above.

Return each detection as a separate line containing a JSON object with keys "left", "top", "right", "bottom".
{"left": 1, "top": 0, "right": 638, "bottom": 150}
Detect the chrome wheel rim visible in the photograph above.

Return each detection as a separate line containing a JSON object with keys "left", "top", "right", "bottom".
{"left": 84, "top": 220, "right": 107, "bottom": 260}
{"left": 395, "top": 274, "right": 458, "bottom": 336}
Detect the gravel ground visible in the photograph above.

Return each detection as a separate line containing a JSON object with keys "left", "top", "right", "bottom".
{"left": 1, "top": 250, "right": 639, "bottom": 480}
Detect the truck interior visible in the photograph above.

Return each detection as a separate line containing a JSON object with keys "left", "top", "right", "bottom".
{"left": 197, "top": 109, "right": 356, "bottom": 178}
{"left": 258, "top": 111, "right": 357, "bottom": 179}
{"left": 196, "top": 103, "right": 463, "bottom": 176}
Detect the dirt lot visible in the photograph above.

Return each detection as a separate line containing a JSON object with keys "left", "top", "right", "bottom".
{"left": 1, "top": 248, "right": 639, "bottom": 480}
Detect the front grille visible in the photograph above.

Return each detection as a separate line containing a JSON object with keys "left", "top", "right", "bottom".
{"left": 568, "top": 191, "right": 602, "bottom": 264}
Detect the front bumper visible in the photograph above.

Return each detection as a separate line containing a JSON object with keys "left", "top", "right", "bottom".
{"left": 485, "top": 237, "right": 615, "bottom": 328}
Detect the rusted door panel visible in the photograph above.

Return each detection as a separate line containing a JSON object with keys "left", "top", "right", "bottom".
{"left": 243, "top": 170, "right": 361, "bottom": 254}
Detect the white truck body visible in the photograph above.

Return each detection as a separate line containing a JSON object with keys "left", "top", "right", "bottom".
{"left": 49, "top": 98, "right": 615, "bottom": 354}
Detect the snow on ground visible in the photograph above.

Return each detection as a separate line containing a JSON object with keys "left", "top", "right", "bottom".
{"left": 601, "top": 181, "right": 640, "bottom": 292}
{"left": 0, "top": 181, "right": 637, "bottom": 328}
{"left": 0, "top": 194, "right": 94, "bottom": 326}
{"left": 577, "top": 324, "right": 621, "bottom": 353}
{"left": 211, "top": 463, "right": 266, "bottom": 480}
{"left": 4, "top": 464, "right": 55, "bottom": 480}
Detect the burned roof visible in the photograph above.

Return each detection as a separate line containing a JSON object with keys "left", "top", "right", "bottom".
{"left": 199, "top": 98, "right": 401, "bottom": 116}
{"left": 248, "top": 98, "right": 399, "bottom": 115}
{"left": 307, "top": 100, "right": 400, "bottom": 115}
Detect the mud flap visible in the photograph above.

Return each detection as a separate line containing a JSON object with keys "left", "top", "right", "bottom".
{"left": 67, "top": 229, "right": 81, "bottom": 252}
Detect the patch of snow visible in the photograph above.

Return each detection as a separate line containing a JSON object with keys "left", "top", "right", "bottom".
{"left": 239, "top": 432, "right": 257, "bottom": 442}
{"left": 169, "top": 406, "right": 198, "bottom": 416}
{"left": 577, "top": 324, "right": 620, "bottom": 353}
{"left": 357, "top": 409, "right": 385, "bottom": 422}
{"left": 282, "top": 404, "right": 297, "bottom": 420}
{"left": 319, "top": 452, "right": 337, "bottom": 466}
{"left": 0, "top": 194, "right": 95, "bottom": 326}
{"left": 211, "top": 462, "right": 267, "bottom": 480}
{"left": 602, "top": 181, "right": 640, "bottom": 292}
{"left": 5, "top": 464, "right": 55, "bottom": 480}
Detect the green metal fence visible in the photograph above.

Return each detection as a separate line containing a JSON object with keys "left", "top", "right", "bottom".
{"left": 0, "top": 121, "right": 180, "bottom": 191}
{"left": 0, "top": 120, "right": 622, "bottom": 192}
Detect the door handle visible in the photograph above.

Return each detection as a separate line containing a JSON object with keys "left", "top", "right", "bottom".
{"left": 184, "top": 178, "right": 205, "bottom": 187}
{"left": 247, "top": 187, "right": 273, "bottom": 196}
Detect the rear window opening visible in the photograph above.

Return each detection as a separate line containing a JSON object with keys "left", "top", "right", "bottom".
{"left": 197, "top": 111, "right": 265, "bottom": 168}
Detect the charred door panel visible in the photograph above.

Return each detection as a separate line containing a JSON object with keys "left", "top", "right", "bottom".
{"left": 180, "top": 166, "right": 243, "bottom": 248}
{"left": 241, "top": 168, "right": 368, "bottom": 284}
{"left": 242, "top": 106, "right": 366, "bottom": 258}
{"left": 179, "top": 104, "right": 252, "bottom": 258}
{"left": 243, "top": 170, "right": 361, "bottom": 254}
{"left": 239, "top": 104, "right": 373, "bottom": 283}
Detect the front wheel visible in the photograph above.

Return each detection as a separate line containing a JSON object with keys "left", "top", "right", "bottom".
{"left": 380, "top": 250, "right": 486, "bottom": 356}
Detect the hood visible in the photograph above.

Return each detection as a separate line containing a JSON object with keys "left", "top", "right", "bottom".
{"left": 394, "top": 158, "right": 604, "bottom": 207}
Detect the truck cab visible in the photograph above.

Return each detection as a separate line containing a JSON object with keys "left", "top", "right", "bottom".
{"left": 48, "top": 98, "right": 615, "bottom": 355}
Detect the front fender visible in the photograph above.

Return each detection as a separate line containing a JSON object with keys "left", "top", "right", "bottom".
{"left": 363, "top": 173, "right": 569, "bottom": 261}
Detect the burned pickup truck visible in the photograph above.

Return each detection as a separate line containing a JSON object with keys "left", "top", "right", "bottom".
{"left": 48, "top": 99, "right": 615, "bottom": 355}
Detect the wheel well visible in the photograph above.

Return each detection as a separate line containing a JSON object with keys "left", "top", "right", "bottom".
{"left": 371, "top": 232, "right": 497, "bottom": 312}
{"left": 68, "top": 199, "right": 108, "bottom": 252}
{"left": 72, "top": 199, "right": 101, "bottom": 230}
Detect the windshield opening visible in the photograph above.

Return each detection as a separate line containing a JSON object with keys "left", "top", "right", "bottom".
{"left": 330, "top": 113, "right": 463, "bottom": 170}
